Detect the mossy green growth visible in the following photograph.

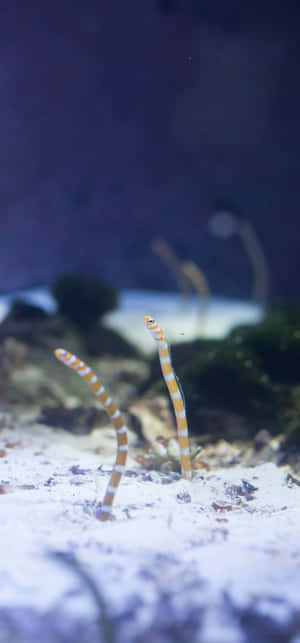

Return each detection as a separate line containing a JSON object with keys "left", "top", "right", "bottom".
{"left": 143, "top": 303, "right": 300, "bottom": 440}
{"left": 141, "top": 339, "right": 203, "bottom": 394}
{"left": 229, "top": 305, "right": 300, "bottom": 385}
{"left": 281, "top": 384, "right": 300, "bottom": 450}
{"left": 178, "top": 338, "right": 281, "bottom": 438}
{"left": 52, "top": 273, "right": 118, "bottom": 332}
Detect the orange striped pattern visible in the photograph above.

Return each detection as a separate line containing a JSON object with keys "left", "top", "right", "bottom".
{"left": 144, "top": 316, "right": 192, "bottom": 480}
{"left": 54, "top": 348, "right": 128, "bottom": 521}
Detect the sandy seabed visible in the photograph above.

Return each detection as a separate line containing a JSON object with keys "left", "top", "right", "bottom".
{"left": 0, "top": 419, "right": 299, "bottom": 643}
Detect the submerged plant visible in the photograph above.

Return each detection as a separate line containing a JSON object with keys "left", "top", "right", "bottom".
{"left": 54, "top": 348, "right": 128, "bottom": 521}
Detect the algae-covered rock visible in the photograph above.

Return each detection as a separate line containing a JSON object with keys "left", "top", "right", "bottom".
{"left": 0, "top": 299, "right": 51, "bottom": 345}
{"left": 143, "top": 335, "right": 279, "bottom": 436}
{"left": 0, "top": 299, "right": 80, "bottom": 354}
{"left": 281, "top": 384, "right": 300, "bottom": 451}
{"left": 229, "top": 310, "right": 300, "bottom": 385}
{"left": 85, "top": 324, "right": 140, "bottom": 358}
{"left": 39, "top": 405, "right": 107, "bottom": 435}
{"left": 140, "top": 338, "right": 204, "bottom": 395}
{"left": 8, "top": 365, "right": 66, "bottom": 407}
{"left": 178, "top": 338, "right": 281, "bottom": 438}
{"left": 52, "top": 273, "right": 118, "bottom": 331}
{"left": 141, "top": 303, "right": 300, "bottom": 441}
{"left": 8, "top": 299, "right": 48, "bottom": 321}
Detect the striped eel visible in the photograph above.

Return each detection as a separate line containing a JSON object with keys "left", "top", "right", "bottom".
{"left": 54, "top": 349, "right": 128, "bottom": 521}
{"left": 144, "top": 316, "right": 192, "bottom": 480}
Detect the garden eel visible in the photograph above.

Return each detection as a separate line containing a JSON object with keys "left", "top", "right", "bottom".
{"left": 144, "top": 315, "right": 192, "bottom": 480}
{"left": 54, "top": 349, "right": 128, "bottom": 521}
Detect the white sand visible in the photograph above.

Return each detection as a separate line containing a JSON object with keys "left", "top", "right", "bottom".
{"left": 0, "top": 421, "right": 299, "bottom": 642}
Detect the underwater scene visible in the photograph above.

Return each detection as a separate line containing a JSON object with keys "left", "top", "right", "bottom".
{"left": 0, "top": 3, "right": 300, "bottom": 643}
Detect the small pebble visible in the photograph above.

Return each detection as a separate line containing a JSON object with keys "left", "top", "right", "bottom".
{"left": 286, "top": 473, "right": 300, "bottom": 488}
{"left": 44, "top": 477, "right": 55, "bottom": 486}
{"left": 124, "top": 470, "right": 138, "bottom": 478}
{"left": 69, "top": 464, "right": 89, "bottom": 475}
{"left": 176, "top": 492, "right": 191, "bottom": 504}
